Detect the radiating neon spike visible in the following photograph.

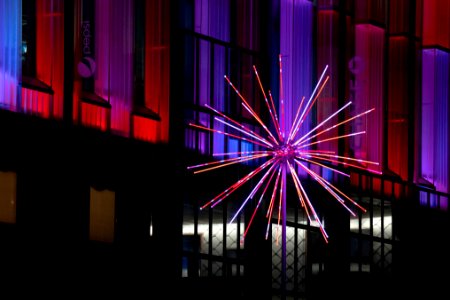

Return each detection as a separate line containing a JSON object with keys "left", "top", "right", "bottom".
{"left": 189, "top": 123, "right": 270, "bottom": 149}
{"left": 230, "top": 163, "right": 278, "bottom": 223}
{"left": 308, "top": 152, "right": 379, "bottom": 166}
{"left": 296, "top": 156, "right": 350, "bottom": 177}
{"left": 265, "top": 167, "right": 282, "bottom": 240}
{"left": 206, "top": 104, "right": 275, "bottom": 149}
{"left": 266, "top": 166, "right": 282, "bottom": 218}
{"left": 215, "top": 117, "right": 274, "bottom": 147}
{"left": 279, "top": 55, "right": 285, "bottom": 139}
{"left": 276, "top": 172, "right": 284, "bottom": 245}
{"left": 293, "top": 101, "right": 352, "bottom": 146}
{"left": 294, "top": 169, "right": 329, "bottom": 242}
{"left": 296, "top": 76, "right": 330, "bottom": 129}
{"left": 295, "top": 65, "right": 329, "bottom": 130}
{"left": 240, "top": 102, "right": 280, "bottom": 146}
{"left": 295, "top": 159, "right": 357, "bottom": 216}
{"left": 287, "top": 96, "right": 306, "bottom": 143}
{"left": 307, "top": 154, "right": 383, "bottom": 175}
{"left": 210, "top": 158, "right": 277, "bottom": 209}
{"left": 290, "top": 77, "right": 330, "bottom": 144}
{"left": 188, "top": 153, "right": 267, "bottom": 170}
{"left": 225, "top": 76, "right": 280, "bottom": 145}
{"left": 253, "top": 65, "right": 283, "bottom": 141}
{"left": 295, "top": 159, "right": 366, "bottom": 213}
{"left": 213, "top": 150, "right": 271, "bottom": 157}
{"left": 300, "top": 149, "right": 336, "bottom": 154}
{"left": 268, "top": 90, "right": 283, "bottom": 139}
{"left": 287, "top": 162, "right": 311, "bottom": 223}
{"left": 243, "top": 165, "right": 278, "bottom": 238}
{"left": 297, "top": 108, "right": 375, "bottom": 146}
{"left": 298, "top": 131, "right": 366, "bottom": 149}
{"left": 201, "top": 158, "right": 276, "bottom": 210}
{"left": 192, "top": 154, "right": 269, "bottom": 174}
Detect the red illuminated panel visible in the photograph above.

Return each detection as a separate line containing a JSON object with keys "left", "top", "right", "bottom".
{"left": 80, "top": 101, "right": 109, "bottom": 131}
{"left": 36, "top": 0, "right": 64, "bottom": 119}
{"left": 423, "top": 0, "right": 450, "bottom": 48}
{"left": 21, "top": 86, "right": 51, "bottom": 118}
{"left": 132, "top": 114, "right": 159, "bottom": 142}
{"left": 387, "top": 37, "right": 409, "bottom": 180}
{"left": 145, "top": 0, "right": 170, "bottom": 142}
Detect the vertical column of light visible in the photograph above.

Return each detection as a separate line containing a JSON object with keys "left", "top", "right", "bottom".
{"left": 386, "top": 0, "right": 411, "bottom": 180}
{"left": 280, "top": 0, "right": 313, "bottom": 169}
{"left": 420, "top": 0, "right": 450, "bottom": 206}
{"left": 0, "top": 0, "right": 21, "bottom": 111}
{"left": 94, "top": 0, "right": 111, "bottom": 130}
{"left": 37, "top": 0, "right": 64, "bottom": 118}
{"left": 94, "top": 0, "right": 134, "bottom": 136}
{"left": 421, "top": 50, "right": 449, "bottom": 198}
{"left": 278, "top": 0, "right": 312, "bottom": 294}
{"left": 110, "top": 0, "right": 133, "bottom": 135}
{"left": 194, "top": 0, "right": 230, "bottom": 155}
{"left": 144, "top": 0, "right": 170, "bottom": 142}
{"left": 316, "top": 3, "right": 339, "bottom": 179}
{"left": 353, "top": 1, "right": 385, "bottom": 173}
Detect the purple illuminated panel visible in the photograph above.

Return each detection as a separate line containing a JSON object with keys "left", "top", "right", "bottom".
{"left": 0, "top": 0, "right": 21, "bottom": 111}
{"left": 421, "top": 49, "right": 449, "bottom": 208}
{"left": 94, "top": 0, "right": 134, "bottom": 136}
{"left": 352, "top": 24, "right": 384, "bottom": 172}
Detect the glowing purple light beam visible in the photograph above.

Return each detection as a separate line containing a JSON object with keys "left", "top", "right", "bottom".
{"left": 253, "top": 65, "right": 283, "bottom": 141}
{"left": 225, "top": 75, "right": 279, "bottom": 145}
{"left": 206, "top": 103, "right": 275, "bottom": 148}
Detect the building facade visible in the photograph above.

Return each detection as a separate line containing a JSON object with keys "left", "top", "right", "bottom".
{"left": 1, "top": 0, "right": 449, "bottom": 298}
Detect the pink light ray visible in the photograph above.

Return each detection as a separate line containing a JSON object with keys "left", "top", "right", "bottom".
{"left": 265, "top": 166, "right": 282, "bottom": 239}
{"left": 189, "top": 123, "right": 270, "bottom": 149}
{"left": 268, "top": 90, "right": 283, "bottom": 137}
{"left": 296, "top": 156, "right": 350, "bottom": 177}
{"left": 279, "top": 54, "right": 285, "bottom": 140}
{"left": 308, "top": 153, "right": 379, "bottom": 166}
{"left": 199, "top": 158, "right": 276, "bottom": 210}
{"left": 293, "top": 101, "right": 352, "bottom": 146}
{"left": 287, "top": 162, "right": 310, "bottom": 217}
{"left": 298, "top": 65, "right": 328, "bottom": 123}
{"left": 295, "top": 159, "right": 366, "bottom": 213}
{"left": 253, "top": 65, "right": 283, "bottom": 141}
{"left": 191, "top": 154, "right": 269, "bottom": 174}
{"left": 296, "top": 108, "right": 375, "bottom": 146}
{"left": 276, "top": 172, "right": 284, "bottom": 245}
{"left": 298, "top": 131, "right": 366, "bottom": 149}
{"left": 288, "top": 162, "right": 328, "bottom": 242}
{"left": 289, "top": 76, "right": 330, "bottom": 143}
{"left": 243, "top": 166, "right": 278, "bottom": 238}
{"left": 230, "top": 162, "right": 278, "bottom": 223}
{"left": 295, "top": 160, "right": 357, "bottom": 217}
{"left": 287, "top": 96, "right": 306, "bottom": 142}
{"left": 205, "top": 104, "right": 275, "bottom": 148}
{"left": 214, "top": 117, "right": 274, "bottom": 147}
{"left": 225, "top": 75, "right": 279, "bottom": 145}
{"left": 307, "top": 154, "right": 382, "bottom": 175}
{"left": 213, "top": 150, "right": 272, "bottom": 157}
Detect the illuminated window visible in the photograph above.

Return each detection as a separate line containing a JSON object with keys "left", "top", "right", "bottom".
{"left": 0, "top": 171, "right": 17, "bottom": 224}
{"left": 89, "top": 187, "right": 115, "bottom": 243}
